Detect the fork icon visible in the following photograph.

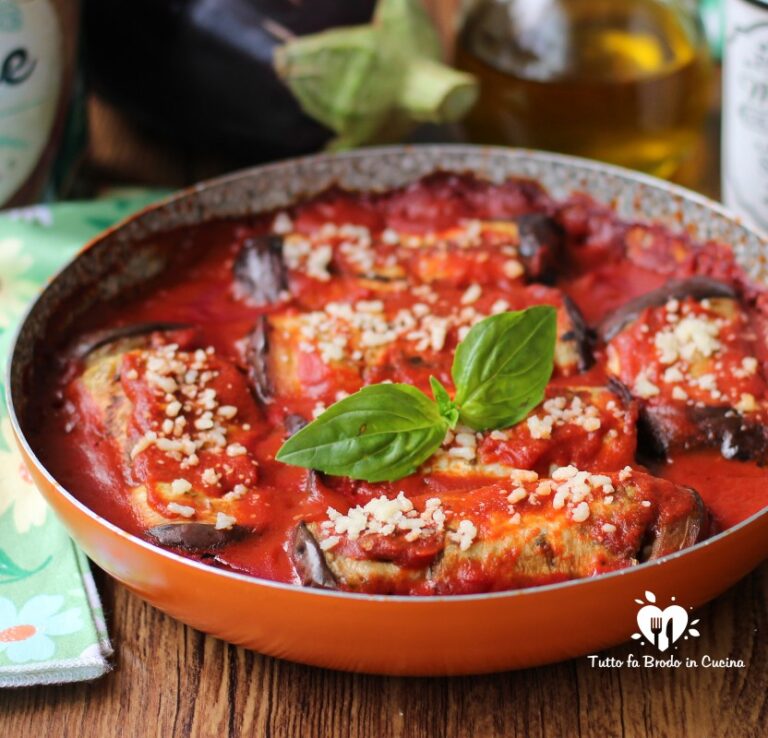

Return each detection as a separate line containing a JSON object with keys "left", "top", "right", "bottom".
{"left": 650, "top": 616, "right": 663, "bottom": 649}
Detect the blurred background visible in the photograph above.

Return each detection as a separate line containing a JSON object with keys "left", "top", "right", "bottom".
{"left": 1, "top": 0, "right": 765, "bottom": 226}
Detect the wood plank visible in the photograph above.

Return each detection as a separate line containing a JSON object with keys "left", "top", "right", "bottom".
{"left": 2, "top": 563, "right": 766, "bottom": 737}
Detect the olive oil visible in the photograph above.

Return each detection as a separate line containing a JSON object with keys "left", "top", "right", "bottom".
{"left": 456, "top": 0, "right": 713, "bottom": 178}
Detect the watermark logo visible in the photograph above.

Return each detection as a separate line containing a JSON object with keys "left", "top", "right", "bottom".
{"left": 631, "top": 590, "right": 699, "bottom": 652}
{"left": 586, "top": 590, "right": 745, "bottom": 669}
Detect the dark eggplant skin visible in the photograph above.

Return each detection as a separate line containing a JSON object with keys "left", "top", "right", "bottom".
{"left": 689, "top": 406, "right": 768, "bottom": 462}
{"left": 515, "top": 213, "right": 565, "bottom": 284}
{"left": 69, "top": 322, "right": 190, "bottom": 360}
{"left": 146, "top": 523, "right": 247, "bottom": 552}
{"left": 84, "top": 0, "right": 377, "bottom": 159}
{"left": 291, "top": 523, "right": 338, "bottom": 589}
{"left": 243, "top": 316, "right": 273, "bottom": 404}
{"left": 636, "top": 405, "right": 676, "bottom": 460}
{"left": 233, "top": 235, "right": 288, "bottom": 306}
{"left": 284, "top": 414, "right": 308, "bottom": 437}
{"left": 638, "top": 404, "right": 768, "bottom": 463}
{"left": 608, "top": 372, "right": 768, "bottom": 463}
{"left": 644, "top": 486, "right": 708, "bottom": 561}
{"left": 606, "top": 377, "right": 634, "bottom": 407}
{"left": 561, "top": 295, "right": 595, "bottom": 371}
{"left": 599, "top": 277, "right": 738, "bottom": 341}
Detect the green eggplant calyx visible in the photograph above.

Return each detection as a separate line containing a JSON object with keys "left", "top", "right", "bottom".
{"left": 273, "top": 0, "right": 478, "bottom": 149}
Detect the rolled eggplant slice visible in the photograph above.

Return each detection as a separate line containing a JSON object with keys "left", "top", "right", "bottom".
{"left": 72, "top": 326, "right": 195, "bottom": 461}
{"left": 291, "top": 470, "right": 708, "bottom": 595}
{"left": 259, "top": 218, "right": 564, "bottom": 288}
{"left": 72, "top": 333, "right": 263, "bottom": 536}
{"left": 242, "top": 284, "right": 590, "bottom": 404}
{"left": 605, "top": 291, "right": 768, "bottom": 461}
{"left": 426, "top": 385, "right": 638, "bottom": 477}
{"left": 233, "top": 234, "right": 289, "bottom": 306}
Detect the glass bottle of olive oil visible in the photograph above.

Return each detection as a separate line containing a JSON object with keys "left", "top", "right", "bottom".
{"left": 456, "top": 0, "right": 713, "bottom": 178}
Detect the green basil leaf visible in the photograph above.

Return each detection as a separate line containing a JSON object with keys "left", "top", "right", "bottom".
{"left": 452, "top": 306, "right": 557, "bottom": 431}
{"left": 275, "top": 383, "right": 447, "bottom": 482}
{"left": 429, "top": 376, "right": 459, "bottom": 428}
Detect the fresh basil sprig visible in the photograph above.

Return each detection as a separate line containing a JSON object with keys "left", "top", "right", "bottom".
{"left": 276, "top": 305, "right": 557, "bottom": 482}
{"left": 427, "top": 375, "right": 459, "bottom": 428}
{"left": 276, "top": 383, "right": 451, "bottom": 483}
{"left": 452, "top": 305, "right": 557, "bottom": 430}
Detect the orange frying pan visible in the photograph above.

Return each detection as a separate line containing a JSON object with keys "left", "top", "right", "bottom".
{"left": 8, "top": 146, "right": 768, "bottom": 675}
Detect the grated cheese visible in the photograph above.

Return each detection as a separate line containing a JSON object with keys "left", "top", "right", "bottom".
{"left": 449, "top": 519, "right": 478, "bottom": 551}
{"left": 170, "top": 478, "right": 192, "bottom": 495}
{"left": 460, "top": 284, "right": 483, "bottom": 305}
{"left": 167, "top": 502, "right": 195, "bottom": 518}
{"left": 319, "top": 493, "right": 447, "bottom": 549}
{"left": 215, "top": 512, "right": 237, "bottom": 530}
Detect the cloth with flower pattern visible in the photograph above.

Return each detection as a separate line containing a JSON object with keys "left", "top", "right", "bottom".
{"left": 0, "top": 192, "right": 164, "bottom": 687}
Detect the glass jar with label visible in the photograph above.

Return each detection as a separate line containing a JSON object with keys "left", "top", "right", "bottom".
{"left": 722, "top": 0, "right": 768, "bottom": 233}
{"left": 0, "top": 0, "right": 82, "bottom": 208}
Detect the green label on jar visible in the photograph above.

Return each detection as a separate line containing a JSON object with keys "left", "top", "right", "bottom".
{"left": 0, "top": 0, "right": 62, "bottom": 206}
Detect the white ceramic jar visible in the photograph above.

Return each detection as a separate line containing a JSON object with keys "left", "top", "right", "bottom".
{"left": 722, "top": 0, "right": 768, "bottom": 232}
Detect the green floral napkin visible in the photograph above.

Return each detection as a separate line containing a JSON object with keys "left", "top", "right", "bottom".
{"left": 0, "top": 192, "right": 164, "bottom": 687}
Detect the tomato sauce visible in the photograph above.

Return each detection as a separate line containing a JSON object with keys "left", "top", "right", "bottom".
{"left": 30, "top": 173, "right": 768, "bottom": 591}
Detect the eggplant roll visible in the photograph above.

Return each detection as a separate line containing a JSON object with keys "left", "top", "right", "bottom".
{"left": 291, "top": 468, "right": 707, "bottom": 595}
{"left": 240, "top": 285, "right": 591, "bottom": 403}
{"left": 232, "top": 217, "right": 563, "bottom": 291}
{"left": 425, "top": 385, "right": 638, "bottom": 477}
{"left": 604, "top": 289, "right": 768, "bottom": 461}
{"left": 71, "top": 328, "right": 263, "bottom": 549}
{"left": 310, "top": 386, "right": 638, "bottom": 505}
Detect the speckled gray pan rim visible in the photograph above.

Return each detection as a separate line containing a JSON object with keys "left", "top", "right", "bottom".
{"left": 9, "top": 144, "right": 768, "bottom": 436}
{"left": 113, "top": 144, "right": 768, "bottom": 280}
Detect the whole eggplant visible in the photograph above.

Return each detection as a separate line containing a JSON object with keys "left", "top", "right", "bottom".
{"left": 84, "top": 0, "right": 378, "bottom": 159}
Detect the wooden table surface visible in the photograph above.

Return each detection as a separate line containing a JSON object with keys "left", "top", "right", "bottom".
{"left": 3, "top": 562, "right": 766, "bottom": 738}
{"left": 4, "top": 91, "right": 768, "bottom": 737}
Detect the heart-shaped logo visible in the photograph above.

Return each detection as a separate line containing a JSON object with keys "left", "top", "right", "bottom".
{"left": 636, "top": 603, "right": 689, "bottom": 652}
